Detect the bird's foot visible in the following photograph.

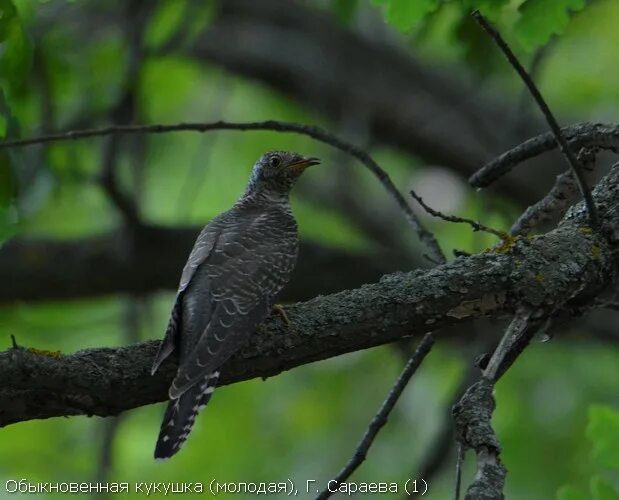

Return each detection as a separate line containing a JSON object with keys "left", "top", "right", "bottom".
{"left": 271, "top": 304, "right": 290, "bottom": 326}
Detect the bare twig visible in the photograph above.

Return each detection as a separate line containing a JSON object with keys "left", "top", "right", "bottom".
{"left": 94, "top": 298, "right": 144, "bottom": 487}
{"left": 95, "top": 416, "right": 122, "bottom": 486}
{"left": 592, "top": 299, "right": 619, "bottom": 312}
{"left": 98, "top": 0, "right": 149, "bottom": 226}
{"left": 454, "top": 444, "right": 464, "bottom": 500}
{"left": 471, "top": 11, "right": 598, "bottom": 227}
{"left": 0, "top": 120, "right": 445, "bottom": 264}
{"left": 471, "top": 123, "right": 619, "bottom": 187}
{"left": 510, "top": 41, "right": 555, "bottom": 137}
{"left": 483, "top": 306, "right": 534, "bottom": 382}
{"left": 410, "top": 189, "right": 507, "bottom": 240}
{"left": 316, "top": 333, "right": 435, "bottom": 500}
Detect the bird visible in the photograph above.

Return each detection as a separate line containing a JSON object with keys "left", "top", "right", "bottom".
{"left": 150, "top": 150, "right": 320, "bottom": 459}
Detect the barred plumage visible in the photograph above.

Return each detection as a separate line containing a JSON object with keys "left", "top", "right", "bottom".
{"left": 151, "top": 151, "right": 319, "bottom": 459}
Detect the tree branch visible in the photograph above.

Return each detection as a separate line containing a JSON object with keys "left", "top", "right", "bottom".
{"left": 1, "top": 162, "right": 617, "bottom": 426}
{"left": 0, "top": 228, "right": 407, "bottom": 304}
{"left": 471, "top": 11, "right": 598, "bottom": 227}
{"left": 0, "top": 119, "right": 445, "bottom": 264}
{"left": 410, "top": 189, "right": 507, "bottom": 240}
{"left": 510, "top": 148, "right": 598, "bottom": 236}
{"left": 470, "top": 122, "right": 619, "bottom": 188}
{"left": 317, "top": 333, "right": 435, "bottom": 500}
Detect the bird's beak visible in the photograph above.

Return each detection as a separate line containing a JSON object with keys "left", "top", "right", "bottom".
{"left": 287, "top": 156, "right": 321, "bottom": 171}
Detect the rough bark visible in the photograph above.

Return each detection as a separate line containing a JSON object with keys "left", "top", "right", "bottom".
{"left": 1, "top": 163, "right": 616, "bottom": 427}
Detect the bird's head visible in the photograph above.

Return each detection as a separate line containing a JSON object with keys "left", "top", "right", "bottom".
{"left": 245, "top": 151, "right": 320, "bottom": 198}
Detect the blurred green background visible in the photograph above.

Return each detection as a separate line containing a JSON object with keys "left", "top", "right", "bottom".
{"left": 0, "top": 0, "right": 618, "bottom": 498}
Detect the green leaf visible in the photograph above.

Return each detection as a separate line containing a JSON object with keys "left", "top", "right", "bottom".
{"left": 557, "top": 485, "right": 588, "bottom": 500}
{"left": 144, "top": 0, "right": 187, "bottom": 50}
{"left": 587, "top": 405, "right": 619, "bottom": 469}
{"left": 462, "top": 0, "right": 510, "bottom": 21}
{"left": 515, "top": 0, "right": 586, "bottom": 51}
{"left": 0, "top": 87, "right": 19, "bottom": 245}
{"left": 333, "top": 0, "right": 359, "bottom": 25}
{"left": 0, "top": 151, "right": 17, "bottom": 245}
{"left": 0, "top": 0, "right": 33, "bottom": 90}
{"left": 385, "top": 0, "right": 441, "bottom": 33}
{"left": 0, "top": 0, "right": 17, "bottom": 42}
{"left": 590, "top": 476, "right": 619, "bottom": 500}
{"left": 145, "top": 0, "right": 214, "bottom": 50}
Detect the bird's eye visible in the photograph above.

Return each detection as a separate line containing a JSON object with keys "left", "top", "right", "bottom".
{"left": 269, "top": 155, "right": 282, "bottom": 168}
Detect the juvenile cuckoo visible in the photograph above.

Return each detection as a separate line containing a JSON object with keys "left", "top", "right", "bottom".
{"left": 151, "top": 151, "right": 320, "bottom": 459}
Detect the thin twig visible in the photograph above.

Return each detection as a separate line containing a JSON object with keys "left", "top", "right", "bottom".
{"left": 316, "top": 332, "right": 435, "bottom": 500}
{"left": 98, "top": 0, "right": 148, "bottom": 227}
{"left": 410, "top": 189, "right": 507, "bottom": 240}
{"left": 0, "top": 120, "right": 446, "bottom": 264}
{"left": 593, "top": 299, "right": 619, "bottom": 311}
{"left": 471, "top": 11, "right": 598, "bottom": 227}
{"left": 483, "top": 306, "right": 533, "bottom": 382}
{"left": 454, "top": 443, "right": 464, "bottom": 500}
{"left": 470, "top": 122, "right": 619, "bottom": 187}
{"left": 510, "top": 41, "right": 554, "bottom": 137}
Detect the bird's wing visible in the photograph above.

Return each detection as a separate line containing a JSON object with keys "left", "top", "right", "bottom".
{"left": 178, "top": 221, "right": 225, "bottom": 293}
{"left": 151, "top": 220, "right": 224, "bottom": 375}
{"left": 169, "top": 209, "right": 297, "bottom": 398}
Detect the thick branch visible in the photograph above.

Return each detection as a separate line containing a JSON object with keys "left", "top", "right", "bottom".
{"left": 1, "top": 163, "right": 617, "bottom": 426}
{"left": 0, "top": 226, "right": 406, "bottom": 303}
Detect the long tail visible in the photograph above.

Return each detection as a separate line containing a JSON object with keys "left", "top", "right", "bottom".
{"left": 154, "top": 371, "right": 220, "bottom": 459}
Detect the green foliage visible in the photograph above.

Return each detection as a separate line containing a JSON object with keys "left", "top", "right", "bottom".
{"left": 462, "top": 0, "right": 510, "bottom": 21}
{"left": 332, "top": 0, "right": 359, "bottom": 25}
{"left": 373, "top": 0, "right": 588, "bottom": 51}
{"left": 557, "top": 477, "right": 619, "bottom": 500}
{"left": 0, "top": 88, "right": 20, "bottom": 244}
{"left": 0, "top": 0, "right": 33, "bottom": 93}
{"left": 374, "top": 0, "right": 441, "bottom": 33}
{"left": 515, "top": 0, "right": 587, "bottom": 51}
{"left": 144, "top": 0, "right": 215, "bottom": 51}
{"left": 587, "top": 405, "right": 619, "bottom": 469}
{"left": 556, "top": 405, "right": 619, "bottom": 499}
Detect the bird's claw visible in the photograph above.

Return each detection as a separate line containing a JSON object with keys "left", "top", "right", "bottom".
{"left": 271, "top": 304, "right": 290, "bottom": 326}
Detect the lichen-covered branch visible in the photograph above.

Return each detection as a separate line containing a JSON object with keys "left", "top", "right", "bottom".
{"left": 1, "top": 163, "right": 617, "bottom": 427}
